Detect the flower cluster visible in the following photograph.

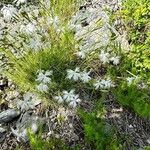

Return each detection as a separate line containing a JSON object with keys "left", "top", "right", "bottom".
{"left": 94, "top": 78, "right": 114, "bottom": 89}
{"left": 54, "top": 90, "right": 81, "bottom": 108}
{"left": 99, "top": 50, "right": 120, "bottom": 65}
{"left": 0, "top": 2, "right": 62, "bottom": 58}
{"left": 0, "top": 0, "right": 144, "bottom": 114}
{"left": 36, "top": 70, "right": 53, "bottom": 92}
{"left": 67, "top": 67, "right": 91, "bottom": 83}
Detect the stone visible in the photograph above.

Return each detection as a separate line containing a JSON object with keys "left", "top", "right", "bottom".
{"left": 0, "top": 109, "right": 20, "bottom": 123}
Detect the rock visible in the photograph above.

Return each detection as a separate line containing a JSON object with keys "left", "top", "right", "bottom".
{"left": 0, "top": 109, "right": 20, "bottom": 123}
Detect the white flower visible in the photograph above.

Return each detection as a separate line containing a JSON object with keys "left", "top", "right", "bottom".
{"left": 36, "top": 83, "right": 49, "bottom": 92}
{"left": 24, "top": 23, "right": 36, "bottom": 35}
{"left": 99, "top": 50, "right": 110, "bottom": 64}
{"left": 80, "top": 70, "right": 91, "bottom": 83}
{"left": 94, "top": 79, "right": 114, "bottom": 89}
{"left": 67, "top": 67, "right": 81, "bottom": 81}
{"left": 1, "top": 5, "right": 17, "bottom": 22}
{"left": 126, "top": 77, "right": 135, "bottom": 85}
{"left": 54, "top": 90, "right": 81, "bottom": 107}
{"left": 94, "top": 80, "right": 103, "bottom": 89}
{"left": 110, "top": 56, "right": 120, "bottom": 65}
{"left": 36, "top": 70, "right": 52, "bottom": 84}
{"left": 62, "top": 89, "right": 75, "bottom": 102}
{"left": 54, "top": 95, "right": 64, "bottom": 103}
{"left": 69, "top": 94, "right": 81, "bottom": 108}
{"left": 102, "top": 79, "right": 114, "bottom": 88}
{"left": 13, "top": 0, "right": 27, "bottom": 6}
{"left": 62, "top": 90, "right": 81, "bottom": 107}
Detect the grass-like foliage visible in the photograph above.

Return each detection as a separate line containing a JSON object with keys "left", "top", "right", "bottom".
{"left": 4, "top": 30, "right": 76, "bottom": 92}
{"left": 1, "top": 0, "right": 79, "bottom": 94}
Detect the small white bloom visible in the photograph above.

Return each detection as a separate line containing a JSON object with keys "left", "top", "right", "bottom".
{"left": 62, "top": 89, "right": 75, "bottom": 102}
{"left": 36, "top": 70, "right": 52, "bottom": 84}
{"left": 1, "top": 5, "right": 17, "bottom": 22}
{"left": 99, "top": 50, "right": 110, "bottom": 64}
{"left": 36, "top": 83, "right": 49, "bottom": 92}
{"left": 67, "top": 67, "right": 81, "bottom": 81}
{"left": 80, "top": 70, "right": 91, "bottom": 83}
{"left": 69, "top": 101, "right": 77, "bottom": 108}
{"left": 62, "top": 90, "right": 81, "bottom": 107}
{"left": 110, "top": 56, "right": 120, "bottom": 65}
{"left": 94, "top": 80, "right": 104, "bottom": 89}
{"left": 94, "top": 79, "right": 114, "bottom": 89}
{"left": 102, "top": 79, "right": 114, "bottom": 88}
{"left": 69, "top": 94, "right": 81, "bottom": 108}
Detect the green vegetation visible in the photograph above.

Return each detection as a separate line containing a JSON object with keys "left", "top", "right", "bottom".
{"left": 121, "top": 0, "right": 150, "bottom": 83}
{"left": 1, "top": 0, "right": 150, "bottom": 149}
{"left": 114, "top": 83, "right": 150, "bottom": 117}
{"left": 78, "top": 101, "right": 122, "bottom": 150}
{"left": 28, "top": 131, "right": 69, "bottom": 150}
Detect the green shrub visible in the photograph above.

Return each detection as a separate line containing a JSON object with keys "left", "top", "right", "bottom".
{"left": 78, "top": 101, "right": 122, "bottom": 150}
{"left": 121, "top": 0, "right": 150, "bottom": 82}
{"left": 114, "top": 83, "right": 150, "bottom": 117}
